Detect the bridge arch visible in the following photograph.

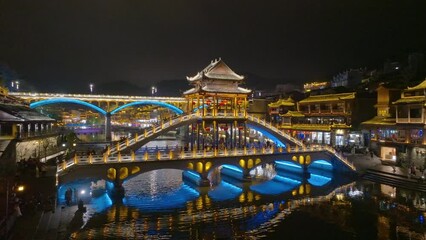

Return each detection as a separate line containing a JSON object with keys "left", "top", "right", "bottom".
{"left": 30, "top": 98, "right": 107, "bottom": 115}
{"left": 110, "top": 100, "right": 184, "bottom": 115}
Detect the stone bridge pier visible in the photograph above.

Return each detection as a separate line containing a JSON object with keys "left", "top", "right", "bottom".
{"left": 105, "top": 166, "right": 128, "bottom": 200}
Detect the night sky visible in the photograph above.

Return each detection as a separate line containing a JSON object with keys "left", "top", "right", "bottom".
{"left": 1, "top": 0, "right": 425, "bottom": 94}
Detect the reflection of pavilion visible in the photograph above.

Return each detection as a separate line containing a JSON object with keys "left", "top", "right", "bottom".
{"left": 183, "top": 58, "right": 252, "bottom": 150}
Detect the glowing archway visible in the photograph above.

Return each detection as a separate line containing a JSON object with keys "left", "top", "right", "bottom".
{"left": 110, "top": 100, "right": 184, "bottom": 115}
{"left": 246, "top": 124, "right": 286, "bottom": 147}
{"left": 30, "top": 98, "right": 107, "bottom": 115}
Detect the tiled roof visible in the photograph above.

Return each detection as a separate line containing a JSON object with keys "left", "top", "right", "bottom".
{"left": 0, "top": 103, "right": 55, "bottom": 122}
{"left": 361, "top": 116, "right": 396, "bottom": 126}
{"left": 299, "top": 92, "right": 355, "bottom": 104}
{"left": 183, "top": 85, "right": 251, "bottom": 95}
{"left": 187, "top": 59, "right": 244, "bottom": 82}
{"left": 280, "top": 111, "right": 304, "bottom": 117}
{"left": 392, "top": 96, "right": 426, "bottom": 104}
{"left": 268, "top": 98, "right": 295, "bottom": 107}
{"left": 406, "top": 79, "right": 426, "bottom": 91}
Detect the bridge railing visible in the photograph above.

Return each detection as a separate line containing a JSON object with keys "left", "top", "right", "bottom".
{"left": 246, "top": 115, "right": 305, "bottom": 147}
{"left": 57, "top": 144, "right": 355, "bottom": 173}
{"left": 110, "top": 113, "right": 199, "bottom": 154}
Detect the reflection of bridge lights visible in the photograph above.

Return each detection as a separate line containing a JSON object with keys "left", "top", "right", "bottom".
{"left": 336, "top": 193, "right": 345, "bottom": 201}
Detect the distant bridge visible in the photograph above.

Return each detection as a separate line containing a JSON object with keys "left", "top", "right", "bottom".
{"left": 11, "top": 92, "right": 187, "bottom": 140}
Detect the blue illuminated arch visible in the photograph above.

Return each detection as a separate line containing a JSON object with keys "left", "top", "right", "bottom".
{"left": 30, "top": 98, "right": 107, "bottom": 115}
{"left": 110, "top": 101, "right": 184, "bottom": 115}
{"left": 246, "top": 124, "right": 286, "bottom": 147}
{"left": 309, "top": 160, "right": 333, "bottom": 170}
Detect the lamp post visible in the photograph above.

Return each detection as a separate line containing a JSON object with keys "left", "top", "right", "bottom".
{"left": 151, "top": 86, "right": 157, "bottom": 96}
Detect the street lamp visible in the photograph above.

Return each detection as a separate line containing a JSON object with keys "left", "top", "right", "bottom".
{"left": 151, "top": 86, "right": 157, "bottom": 96}
{"left": 89, "top": 83, "right": 94, "bottom": 94}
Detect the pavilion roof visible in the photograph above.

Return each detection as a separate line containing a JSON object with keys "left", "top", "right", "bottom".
{"left": 361, "top": 116, "right": 396, "bottom": 126}
{"left": 280, "top": 111, "right": 304, "bottom": 117}
{"left": 268, "top": 98, "right": 295, "bottom": 107}
{"left": 187, "top": 58, "right": 244, "bottom": 82}
{"left": 406, "top": 79, "right": 426, "bottom": 91}
{"left": 298, "top": 92, "right": 355, "bottom": 104}
{"left": 392, "top": 96, "right": 426, "bottom": 105}
{"left": 183, "top": 85, "right": 251, "bottom": 95}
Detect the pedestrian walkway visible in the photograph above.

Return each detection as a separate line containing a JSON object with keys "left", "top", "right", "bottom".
{"left": 348, "top": 153, "right": 426, "bottom": 192}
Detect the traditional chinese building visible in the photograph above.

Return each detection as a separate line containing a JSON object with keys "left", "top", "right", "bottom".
{"left": 0, "top": 87, "right": 58, "bottom": 163}
{"left": 268, "top": 97, "right": 296, "bottom": 124}
{"left": 363, "top": 80, "right": 426, "bottom": 167}
{"left": 183, "top": 59, "right": 251, "bottom": 150}
{"left": 270, "top": 91, "right": 375, "bottom": 147}
{"left": 361, "top": 85, "right": 400, "bottom": 162}
{"left": 184, "top": 58, "right": 250, "bottom": 116}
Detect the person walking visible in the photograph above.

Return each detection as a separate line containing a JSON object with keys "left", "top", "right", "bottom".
{"left": 65, "top": 188, "right": 72, "bottom": 206}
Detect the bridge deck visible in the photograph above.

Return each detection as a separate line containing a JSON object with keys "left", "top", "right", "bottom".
{"left": 58, "top": 145, "right": 356, "bottom": 174}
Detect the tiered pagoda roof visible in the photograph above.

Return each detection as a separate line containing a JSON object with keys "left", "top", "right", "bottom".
{"left": 187, "top": 58, "right": 245, "bottom": 82}
{"left": 184, "top": 59, "right": 251, "bottom": 95}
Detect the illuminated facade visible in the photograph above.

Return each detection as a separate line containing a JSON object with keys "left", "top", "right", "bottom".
{"left": 268, "top": 97, "right": 296, "bottom": 123}
{"left": 363, "top": 80, "right": 426, "bottom": 166}
{"left": 270, "top": 92, "right": 375, "bottom": 147}
{"left": 303, "top": 81, "right": 330, "bottom": 93}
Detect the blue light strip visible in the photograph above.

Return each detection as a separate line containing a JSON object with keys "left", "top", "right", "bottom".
{"left": 193, "top": 104, "right": 209, "bottom": 113}
{"left": 30, "top": 98, "right": 107, "bottom": 115}
{"left": 275, "top": 161, "right": 302, "bottom": 169}
{"left": 274, "top": 175, "right": 302, "bottom": 184}
{"left": 310, "top": 173, "right": 332, "bottom": 181}
{"left": 222, "top": 164, "right": 243, "bottom": 173}
{"left": 307, "top": 173, "right": 332, "bottom": 186}
{"left": 312, "top": 160, "right": 333, "bottom": 166}
{"left": 185, "top": 170, "right": 201, "bottom": 179}
{"left": 221, "top": 180, "right": 243, "bottom": 192}
{"left": 110, "top": 100, "right": 184, "bottom": 115}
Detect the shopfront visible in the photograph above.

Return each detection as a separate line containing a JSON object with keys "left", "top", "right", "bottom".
{"left": 380, "top": 146, "right": 397, "bottom": 163}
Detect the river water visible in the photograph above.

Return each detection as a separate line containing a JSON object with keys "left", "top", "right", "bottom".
{"left": 60, "top": 141, "right": 426, "bottom": 240}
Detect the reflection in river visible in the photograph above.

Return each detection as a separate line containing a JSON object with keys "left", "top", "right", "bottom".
{"left": 61, "top": 166, "right": 426, "bottom": 239}
{"left": 60, "top": 141, "right": 425, "bottom": 239}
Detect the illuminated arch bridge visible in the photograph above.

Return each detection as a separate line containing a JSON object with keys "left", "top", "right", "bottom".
{"left": 25, "top": 95, "right": 186, "bottom": 140}
{"left": 57, "top": 145, "right": 356, "bottom": 198}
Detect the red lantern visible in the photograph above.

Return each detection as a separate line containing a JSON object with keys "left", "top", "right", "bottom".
{"left": 192, "top": 101, "right": 196, "bottom": 105}
{"left": 205, "top": 127, "right": 211, "bottom": 132}
{"left": 238, "top": 126, "right": 244, "bottom": 130}
{"left": 237, "top": 100, "right": 243, "bottom": 105}
{"left": 223, "top": 127, "right": 228, "bottom": 131}
{"left": 206, "top": 99, "right": 212, "bottom": 105}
